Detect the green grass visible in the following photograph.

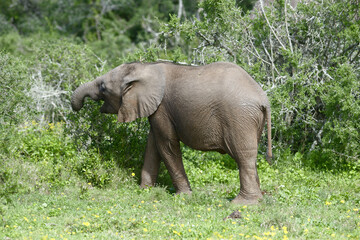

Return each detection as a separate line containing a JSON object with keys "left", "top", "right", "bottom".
{"left": 1, "top": 158, "right": 359, "bottom": 239}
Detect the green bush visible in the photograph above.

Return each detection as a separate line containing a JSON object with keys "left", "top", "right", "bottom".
{"left": 26, "top": 39, "right": 108, "bottom": 123}
{"left": 1, "top": 121, "right": 120, "bottom": 194}
{"left": 0, "top": 52, "right": 31, "bottom": 125}
{"left": 18, "top": 122, "right": 76, "bottom": 163}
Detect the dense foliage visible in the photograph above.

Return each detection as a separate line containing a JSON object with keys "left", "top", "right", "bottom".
{"left": 0, "top": 0, "right": 359, "bottom": 238}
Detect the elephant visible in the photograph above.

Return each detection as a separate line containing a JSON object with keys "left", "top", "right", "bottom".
{"left": 71, "top": 61, "right": 272, "bottom": 205}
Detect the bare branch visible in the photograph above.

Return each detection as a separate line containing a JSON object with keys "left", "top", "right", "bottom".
{"left": 196, "top": 31, "right": 237, "bottom": 62}
{"left": 284, "top": 0, "right": 294, "bottom": 53}
{"left": 259, "top": 0, "right": 287, "bottom": 50}
{"left": 178, "top": 0, "right": 184, "bottom": 19}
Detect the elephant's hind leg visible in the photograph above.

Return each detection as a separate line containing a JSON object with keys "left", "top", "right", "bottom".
{"left": 231, "top": 149, "right": 263, "bottom": 205}
{"left": 141, "top": 129, "right": 161, "bottom": 188}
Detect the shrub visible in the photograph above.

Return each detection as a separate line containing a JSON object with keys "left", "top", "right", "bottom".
{"left": 1, "top": 121, "right": 119, "bottom": 192}
{"left": 26, "top": 39, "right": 108, "bottom": 123}
{"left": 0, "top": 52, "right": 31, "bottom": 126}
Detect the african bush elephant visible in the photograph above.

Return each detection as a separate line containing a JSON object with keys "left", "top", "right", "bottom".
{"left": 71, "top": 62, "right": 272, "bottom": 205}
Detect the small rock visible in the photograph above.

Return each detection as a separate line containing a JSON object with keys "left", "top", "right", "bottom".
{"left": 224, "top": 210, "right": 242, "bottom": 220}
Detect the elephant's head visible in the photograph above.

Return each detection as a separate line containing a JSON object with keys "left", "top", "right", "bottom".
{"left": 71, "top": 63, "right": 165, "bottom": 122}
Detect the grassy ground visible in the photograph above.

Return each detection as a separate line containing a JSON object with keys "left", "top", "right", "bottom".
{"left": 2, "top": 156, "right": 359, "bottom": 240}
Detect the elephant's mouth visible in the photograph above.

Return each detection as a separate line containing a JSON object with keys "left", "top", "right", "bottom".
{"left": 100, "top": 102, "right": 118, "bottom": 114}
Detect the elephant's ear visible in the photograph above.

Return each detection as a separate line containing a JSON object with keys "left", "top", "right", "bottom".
{"left": 117, "top": 64, "right": 165, "bottom": 122}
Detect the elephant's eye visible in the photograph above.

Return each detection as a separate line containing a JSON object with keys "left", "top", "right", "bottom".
{"left": 100, "top": 82, "right": 106, "bottom": 92}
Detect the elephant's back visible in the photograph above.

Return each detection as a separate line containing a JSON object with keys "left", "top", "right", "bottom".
{"left": 164, "top": 62, "right": 267, "bottom": 110}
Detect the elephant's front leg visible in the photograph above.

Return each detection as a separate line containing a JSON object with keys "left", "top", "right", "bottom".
{"left": 157, "top": 138, "right": 192, "bottom": 194}
{"left": 149, "top": 116, "right": 192, "bottom": 194}
{"left": 140, "top": 129, "right": 161, "bottom": 188}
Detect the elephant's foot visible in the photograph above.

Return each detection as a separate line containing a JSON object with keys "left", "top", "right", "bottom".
{"left": 175, "top": 189, "right": 192, "bottom": 195}
{"left": 140, "top": 174, "right": 158, "bottom": 189}
{"left": 231, "top": 193, "right": 262, "bottom": 205}
{"left": 173, "top": 179, "right": 192, "bottom": 195}
{"left": 140, "top": 180, "right": 156, "bottom": 189}
{"left": 140, "top": 182, "right": 155, "bottom": 189}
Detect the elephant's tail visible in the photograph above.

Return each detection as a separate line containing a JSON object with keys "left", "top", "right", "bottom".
{"left": 265, "top": 105, "right": 273, "bottom": 165}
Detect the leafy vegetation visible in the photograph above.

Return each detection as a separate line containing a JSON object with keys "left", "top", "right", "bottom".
{"left": 0, "top": 0, "right": 359, "bottom": 239}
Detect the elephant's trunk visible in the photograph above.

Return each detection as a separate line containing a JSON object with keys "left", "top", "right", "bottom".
{"left": 71, "top": 79, "right": 101, "bottom": 111}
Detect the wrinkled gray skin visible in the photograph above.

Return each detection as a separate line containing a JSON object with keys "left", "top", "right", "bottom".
{"left": 71, "top": 62, "right": 272, "bottom": 205}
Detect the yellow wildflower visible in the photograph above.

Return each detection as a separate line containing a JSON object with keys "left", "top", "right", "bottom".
{"left": 48, "top": 123, "right": 55, "bottom": 129}
{"left": 82, "top": 222, "right": 90, "bottom": 227}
